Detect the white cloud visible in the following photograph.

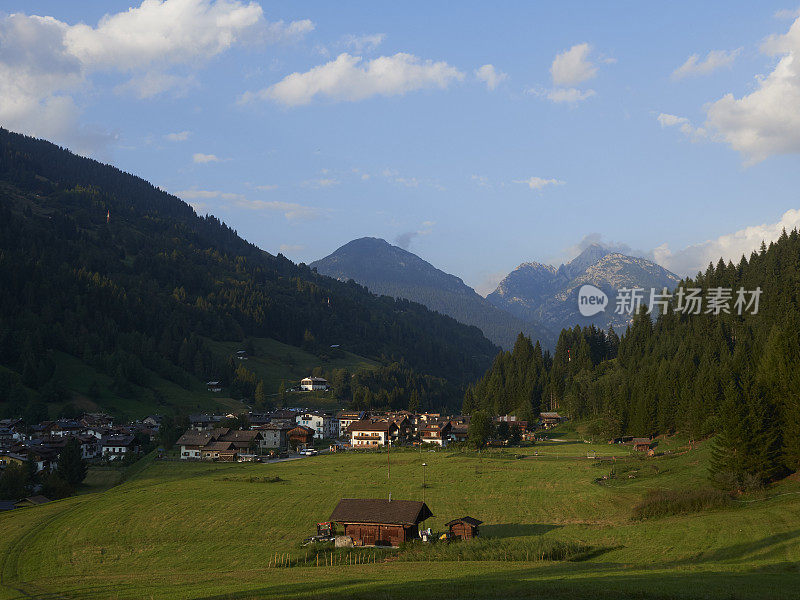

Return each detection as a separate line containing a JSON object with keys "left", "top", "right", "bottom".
{"left": 672, "top": 49, "right": 741, "bottom": 80}
{"left": 242, "top": 52, "right": 464, "bottom": 106}
{"left": 0, "top": 1, "right": 312, "bottom": 154}
{"left": 236, "top": 198, "right": 325, "bottom": 220}
{"left": 546, "top": 87, "right": 595, "bottom": 104}
{"left": 657, "top": 112, "right": 706, "bottom": 138}
{"left": 696, "top": 16, "right": 800, "bottom": 163}
{"left": 652, "top": 209, "right": 800, "bottom": 276}
{"left": 176, "top": 188, "right": 243, "bottom": 201}
{"left": 302, "top": 178, "right": 340, "bottom": 188}
{"left": 514, "top": 176, "right": 565, "bottom": 190}
{"left": 775, "top": 7, "right": 800, "bottom": 20}
{"left": 475, "top": 64, "right": 508, "bottom": 90}
{"left": 165, "top": 130, "right": 191, "bottom": 141}
{"left": 395, "top": 220, "right": 435, "bottom": 249}
{"left": 551, "top": 43, "right": 597, "bottom": 87}
{"left": 342, "top": 33, "right": 385, "bottom": 53}
{"left": 193, "top": 152, "right": 221, "bottom": 163}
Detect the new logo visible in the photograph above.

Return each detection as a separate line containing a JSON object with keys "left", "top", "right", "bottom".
{"left": 577, "top": 284, "right": 608, "bottom": 317}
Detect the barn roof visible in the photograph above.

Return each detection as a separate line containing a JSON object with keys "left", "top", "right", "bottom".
{"left": 445, "top": 516, "right": 483, "bottom": 527}
{"left": 632, "top": 438, "right": 652, "bottom": 444}
{"left": 330, "top": 499, "right": 433, "bottom": 526}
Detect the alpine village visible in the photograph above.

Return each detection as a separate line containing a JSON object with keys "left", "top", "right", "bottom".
{"left": 3, "top": 2, "right": 800, "bottom": 600}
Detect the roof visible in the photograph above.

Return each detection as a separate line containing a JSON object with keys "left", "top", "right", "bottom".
{"left": 203, "top": 441, "right": 236, "bottom": 452}
{"left": 289, "top": 425, "right": 315, "bottom": 435}
{"left": 219, "top": 430, "right": 261, "bottom": 442}
{"left": 540, "top": 412, "right": 561, "bottom": 419}
{"left": 301, "top": 377, "right": 328, "bottom": 383}
{"left": 176, "top": 432, "right": 216, "bottom": 447}
{"left": 348, "top": 420, "right": 390, "bottom": 432}
{"left": 101, "top": 434, "right": 135, "bottom": 446}
{"left": 16, "top": 495, "right": 51, "bottom": 506}
{"left": 445, "top": 516, "right": 483, "bottom": 527}
{"left": 632, "top": 438, "right": 652, "bottom": 445}
{"left": 329, "top": 499, "right": 433, "bottom": 525}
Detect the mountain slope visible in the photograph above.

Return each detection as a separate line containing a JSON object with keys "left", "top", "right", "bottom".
{"left": 310, "top": 238, "right": 552, "bottom": 349}
{"left": 0, "top": 128, "right": 497, "bottom": 418}
{"left": 487, "top": 243, "right": 680, "bottom": 332}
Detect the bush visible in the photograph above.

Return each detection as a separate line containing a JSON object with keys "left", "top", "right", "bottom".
{"left": 632, "top": 488, "right": 731, "bottom": 520}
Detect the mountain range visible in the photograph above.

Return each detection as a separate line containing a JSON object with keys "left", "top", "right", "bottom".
{"left": 310, "top": 238, "right": 552, "bottom": 349}
{"left": 487, "top": 244, "right": 681, "bottom": 333}
{"left": 312, "top": 240, "right": 680, "bottom": 348}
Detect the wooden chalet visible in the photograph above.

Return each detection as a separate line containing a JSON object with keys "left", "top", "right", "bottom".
{"left": 288, "top": 425, "right": 315, "bottom": 448}
{"left": 329, "top": 498, "right": 433, "bottom": 547}
{"left": 632, "top": 438, "right": 653, "bottom": 452}
{"left": 445, "top": 516, "right": 483, "bottom": 540}
{"left": 539, "top": 412, "right": 563, "bottom": 429}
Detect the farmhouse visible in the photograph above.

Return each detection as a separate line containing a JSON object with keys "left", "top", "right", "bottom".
{"left": 256, "top": 422, "right": 292, "bottom": 449}
{"left": 329, "top": 498, "right": 433, "bottom": 547}
{"left": 446, "top": 516, "right": 483, "bottom": 540}
{"left": 201, "top": 441, "right": 237, "bottom": 461}
{"left": 101, "top": 434, "right": 138, "bottom": 460}
{"left": 539, "top": 412, "right": 563, "bottom": 429}
{"left": 176, "top": 431, "right": 217, "bottom": 459}
{"left": 633, "top": 438, "right": 653, "bottom": 452}
{"left": 206, "top": 381, "right": 223, "bottom": 393}
{"left": 300, "top": 376, "right": 329, "bottom": 391}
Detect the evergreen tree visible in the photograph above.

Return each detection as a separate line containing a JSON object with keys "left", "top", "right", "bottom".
{"left": 56, "top": 437, "right": 87, "bottom": 487}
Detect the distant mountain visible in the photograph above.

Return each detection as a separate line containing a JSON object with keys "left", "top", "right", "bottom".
{"left": 487, "top": 243, "right": 680, "bottom": 333}
{"left": 310, "top": 238, "right": 552, "bottom": 349}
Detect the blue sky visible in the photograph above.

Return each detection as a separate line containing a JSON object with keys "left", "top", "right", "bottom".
{"left": 3, "top": 1, "right": 800, "bottom": 294}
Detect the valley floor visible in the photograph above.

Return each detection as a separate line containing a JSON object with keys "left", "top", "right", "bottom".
{"left": 2, "top": 434, "right": 800, "bottom": 600}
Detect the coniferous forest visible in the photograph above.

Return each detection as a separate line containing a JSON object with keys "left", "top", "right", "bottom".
{"left": 0, "top": 128, "right": 497, "bottom": 419}
{"left": 466, "top": 232, "right": 800, "bottom": 489}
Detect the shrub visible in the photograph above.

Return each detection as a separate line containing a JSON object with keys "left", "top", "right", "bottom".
{"left": 632, "top": 488, "right": 731, "bottom": 520}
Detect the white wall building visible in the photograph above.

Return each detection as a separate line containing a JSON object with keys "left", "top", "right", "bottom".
{"left": 300, "top": 377, "right": 328, "bottom": 391}
{"left": 295, "top": 412, "right": 337, "bottom": 439}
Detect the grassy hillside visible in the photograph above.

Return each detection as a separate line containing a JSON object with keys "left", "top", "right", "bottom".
{"left": 2, "top": 429, "right": 800, "bottom": 599}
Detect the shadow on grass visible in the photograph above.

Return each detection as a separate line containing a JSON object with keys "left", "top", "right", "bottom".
{"left": 671, "top": 529, "right": 800, "bottom": 566}
{"left": 186, "top": 562, "right": 800, "bottom": 600}
{"left": 482, "top": 523, "right": 561, "bottom": 538}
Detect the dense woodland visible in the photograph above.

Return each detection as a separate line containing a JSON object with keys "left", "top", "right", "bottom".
{"left": 0, "top": 128, "right": 496, "bottom": 420}
{"left": 467, "top": 231, "right": 800, "bottom": 489}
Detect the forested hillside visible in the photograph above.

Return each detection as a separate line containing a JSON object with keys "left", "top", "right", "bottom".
{"left": 0, "top": 128, "right": 496, "bottom": 419}
{"left": 467, "top": 232, "right": 800, "bottom": 489}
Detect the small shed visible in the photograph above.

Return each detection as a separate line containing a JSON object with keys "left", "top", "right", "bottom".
{"left": 445, "top": 516, "right": 483, "bottom": 540}
{"left": 329, "top": 498, "right": 433, "bottom": 547}
{"left": 632, "top": 438, "right": 652, "bottom": 452}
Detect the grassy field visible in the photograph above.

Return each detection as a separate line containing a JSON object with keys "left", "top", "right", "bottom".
{"left": 206, "top": 336, "right": 378, "bottom": 394}
{"left": 2, "top": 430, "right": 800, "bottom": 599}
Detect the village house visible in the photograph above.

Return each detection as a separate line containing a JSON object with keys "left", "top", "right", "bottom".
{"left": 200, "top": 441, "right": 237, "bottom": 461}
{"left": 348, "top": 420, "right": 391, "bottom": 447}
{"left": 51, "top": 420, "right": 82, "bottom": 438}
{"left": 15, "top": 495, "right": 51, "bottom": 509}
{"left": 101, "top": 434, "right": 138, "bottom": 460}
{"left": 336, "top": 410, "right": 367, "bottom": 438}
{"left": 188, "top": 414, "right": 223, "bottom": 431}
{"left": 421, "top": 420, "right": 452, "bottom": 447}
{"left": 206, "top": 380, "right": 223, "bottom": 392}
{"left": 296, "top": 411, "right": 337, "bottom": 439}
{"left": 218, "top": 429, "right": 265, "bottom": 452}
{"left": 0, "top": 452, "right": 26, "bottom": 469}
{"left": 256, "top": 422, "right": 292, "bottom": 449}
{"left": 329, "top": 498, "right": 433, "bottom": 547}
{"left": 300, "top": 376, "right": 328, "bottom": 391}
{"left": 0, "top": 426, "right": 11, "bottom": 451}
{"left": 448, "top": 421, "right": 469, "bottom": 444}
{"left": 633, "top": 438, "right": 653, "bottom": 452}
{"left": 288, "top": 425, "right": 315, "bottom": 449}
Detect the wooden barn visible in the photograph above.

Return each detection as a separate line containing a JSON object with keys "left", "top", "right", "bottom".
{"left": 329, "top": 498, "right": 433, "bottom": 547}
{"left": 445, "top": 516, "right": 483, "bottom": 540}
{"left": 632, "top": 438, "right": 652, "bottom": 452}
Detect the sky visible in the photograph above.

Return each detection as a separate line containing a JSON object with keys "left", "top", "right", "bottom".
{"left": 3, "top": 1, "right": 800, "bottom": 295}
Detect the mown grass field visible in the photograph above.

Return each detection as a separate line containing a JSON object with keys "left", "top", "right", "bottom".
{"left": 2, "top": 430, "right": 800, "bottom": 599}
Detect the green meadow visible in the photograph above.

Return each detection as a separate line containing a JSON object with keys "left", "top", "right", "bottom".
{"left": 2, "top": 431, "right": 800, "bottom": 599}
